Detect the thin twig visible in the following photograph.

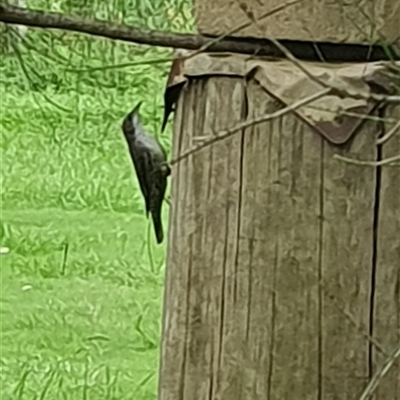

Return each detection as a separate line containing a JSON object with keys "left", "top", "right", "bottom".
{"left": 65, "top": 57, "right": 173, "bottom": 73}
{"left": 340, "top": 308, "right": 388, "bottom": 356}
{"left": 60, "top": 241, "right": 69, "bottom": 276}
{"left": 183, "top": 0, "right": 303, "bottom": 60}
{"left": 66, "top": 0, "right": 303, "bottom": 73}
{"left": 334, "top": 154, "right": 400, "bottom": 166}
{"left": 237, "top": 5, "right": 400, "bottom": 105}
{"left": 146, "top": 221, "right": 155, "bottom": 273}
{"left": 358, "top": 343, "right": 400, "bottom": 400}
{"left": 240, "top": 4, "right": 400, "bottom": 168}
{"left": 314, "top": 277, "right": 389, "bottom": 356}
{"left": 376, "top": 120, "right": 400, "bottom": 145}
{"left": 0, "top": 3, "right": 311, "bottom": 59}
{"left": 169, "top": 88, "right": 331, "bottom": 166}
{"left": 1, "top": 4, "right": 400, "bottom": 67}
{"left": 308, "top": 106, "right": 399, "bottom": 124}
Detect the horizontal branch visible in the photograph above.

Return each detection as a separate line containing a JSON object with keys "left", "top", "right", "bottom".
{"left": 0, "top": 3, "right": 296, "bottom": 56}
{"left": 0, "top": 4, "right": 399, "bottom": 62}
{"left": 334, "top": 154, "right": 400, "bottom": 166}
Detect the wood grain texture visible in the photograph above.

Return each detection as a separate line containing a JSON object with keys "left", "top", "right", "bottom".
{"left": 158, "top": 77, "right": 399, "bottom": 400}
{"left": 159, "top": 76, "right": 246, "bottom": 400}
{"left": 238, "top": 80, "right": 322, "bottom": 400}
{"left": 194, "top": 0, "right": 400, "bottom": 45}
{"left": 373, "top": 105, "right": 400, "bottom": 400}
{"left": 320, "top": 118, "right": 377, "bottom": 399}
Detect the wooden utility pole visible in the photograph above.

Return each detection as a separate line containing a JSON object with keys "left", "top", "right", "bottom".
{"left": 158, "top": 1, "right": 400, "bottom": 399}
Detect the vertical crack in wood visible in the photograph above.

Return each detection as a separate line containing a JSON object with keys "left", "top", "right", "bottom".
{"left": 245, "top": 235, "right": 254, "bottom": 340}
{"left": 233, "top": 81, "right": 248, "bottom": 306}
{"left": 217, "top": 177, "right": 230, "bottom": 370}
{"left": 208, "top": 373, "right": 214, "bottom": 400}
{"left": 317, "top": 138, "right": 325, "bottom": 400}
{"left": 368, "top": 108, "right": 385, "bottom": 380}
{"left": 180, "top": 228, "right": 193, "bottom": 400}
{"left": 204, "top": 83, "right": 214, "bottom": 203}
{"left": 233, "top": 133, "right": 244, "bottom": 305}
{"left": 178, "top": 83, "right": 199, "bottom": 400}
{"left": 245, "top": 114, "right": 256, "bottom": 339}
{"left": 206, "top": 147, "right": 214, "bottom": 202}
{"left": 267, "top": 243, "right": 278, "bottom": 400}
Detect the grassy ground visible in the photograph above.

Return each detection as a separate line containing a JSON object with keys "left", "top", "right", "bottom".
{"left": 0, "top": 2, "right": 192, "bottom": 395}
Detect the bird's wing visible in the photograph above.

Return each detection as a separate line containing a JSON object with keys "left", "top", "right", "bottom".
{"left": 132, "top": 149, "right": 153, "bottom": 216}
{"left": 148, "top": 164, "right": 168, "bottom": 243}
{"left": 150, "top": 164, "right": 168, "bottom": 215}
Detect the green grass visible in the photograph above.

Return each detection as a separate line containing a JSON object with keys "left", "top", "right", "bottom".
{"left": 0, "top": 85, "right": 167, "bottom": 399}
{"left": 0, "top": 92, "right": 168, "bottom": 398}
{"left": 1, "top": 209, "right": 165, "bottom": 399}
{"left": 0, "top": 1, "right": 194, "bottom": 396}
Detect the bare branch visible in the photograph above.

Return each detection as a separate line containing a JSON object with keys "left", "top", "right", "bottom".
{"left": 339, "top": 307, "right": 388, "bottom": 356}
{"left": 0, "top": 3, "right": 310, "bottom": 58}
{"left": 65, "top": 58, "right": 173, "bottom": 73}
{"left": 169, "top": 88, "right": 331, "bottom": 166}
{"left": 358, "top": 342, "right": 400, "bottom": 400}
{"left": 1, "top": 3, "right": 399, "bottom": 66}
{"left": 237, "top": 5, "right": 400, "bottom": 105}
{"left": 320, "top": 281, "right": 389, "bottom": 357}
{"left": 376, "top": 120, "right": 400, "bottom": 145}
{"left": 309, "top": 106, "right": 399, "bottom": 124}
{"left": 334, "top": 154, "right": 400, "bottom": 166}
{"left": 183, "top": 0, "right": 304, "bottom": 60}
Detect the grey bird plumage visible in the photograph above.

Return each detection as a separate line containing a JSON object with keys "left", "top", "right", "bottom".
{"left": 121, "top": 102, "right": 170, "bottom": 244}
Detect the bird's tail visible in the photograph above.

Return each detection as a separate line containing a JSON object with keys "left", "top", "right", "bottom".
{"left": 151, "top": 211, "right": 164, "bottom": 244}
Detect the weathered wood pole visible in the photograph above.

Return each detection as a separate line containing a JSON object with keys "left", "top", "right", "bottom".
{"left": 158, "top": 1, "right": 400, "bottom": 399}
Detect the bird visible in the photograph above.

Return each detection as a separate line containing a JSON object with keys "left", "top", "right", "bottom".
{"left": 121, "top": 102, "right": 170, "bottom": 244}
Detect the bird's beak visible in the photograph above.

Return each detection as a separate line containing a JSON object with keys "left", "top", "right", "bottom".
{"left": 132, "top": 101, "right": 143, "bottom": 115}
